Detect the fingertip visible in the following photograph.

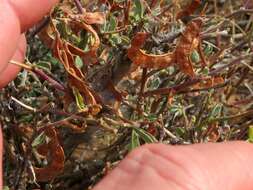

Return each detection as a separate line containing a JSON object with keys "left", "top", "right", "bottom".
{"left": 7, "top": 0, "right": 59, "bottom": 31}
{"left": 0, "top": 65, "right": 21, "bottom": 88}
{"left": 0, "top": 0, "right": 57, "bottom": 82}
{"left": 0, "top": 34, "right": 26, "bottom": 88}
{"left": 0, "top": 124, "right": 2, "bottom": 189}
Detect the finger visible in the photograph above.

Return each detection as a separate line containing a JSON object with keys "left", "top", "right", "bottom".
{"left": 7, "top": 0, "right": 58, "bottom": 31}
{"left": 93, "top": 142, "right": 253, "bottom": 190}
{"left": 0, "top": 127, "right": 2, "bottom": 189}
{"left": 0, "top": 34, "right": 26, "bottom": 88}
{"left": 0, "top": 0, "right": 58, "bottom": 74}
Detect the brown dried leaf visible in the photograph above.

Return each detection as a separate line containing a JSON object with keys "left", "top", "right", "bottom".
{"left": 174, "top": 18, "right": 203, "bottom": 77}
{"left": 40, "top": 17, "right": 100, "bottom": 65}
{"left": 127, "top": 32, "right": 175, "bottom": 69}
{"left": 53, "top": 33, "right": 102, "bottom": 107}
{"left": 193, "top": 76, "right": 224, "bottom": 89}
{"left": 82, "top": 11, "right": 105, "bottom": 25}
{"left": 206, "top": 122, "right": 220, "bottom": 142}
{"left": 70, "top": 20, "right": 100, "bottom": 64}
{"left": 34, "top": 127, "right": 65, "bottom": 182}
{"left": 61, "top": 120, "right": 87, "bottom": 133}
{"left": 51, "top": 28, "right": 101, "bottom": 109}
{"left": 36, "top": 143, "right": 49, "bottom": 157}
{"left": 128, "top": 19, "right": 203, "bottom": 77}
{"left": 38, "top": 23, "right": 54, "bottom": 48}
{"left": 176, "top": 0, "right": 202, "bottom": 20}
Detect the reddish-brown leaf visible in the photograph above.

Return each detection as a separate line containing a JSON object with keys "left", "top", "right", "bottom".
{"left": 127, "top": 32, "right": 175, "bottom": 69}
{"left": 193, "top": 76, "right": 224, "bottom": 89}
{"left": 127, "top": 19, "right": 203, "bottom": 77}
{"left": 82, "top": 11, "right": 105, "bottom": 25}
{"left": 53, "top": 32, "right": 102, "bottom": 107}
{"left": 176, "top": 0, "right": 202, "bottom": 20}
{"left": 70, "top": 20, "right": 100, "bottom": 64}
{"left": 34, "top": 127, "right": 65, "bottom": 182}
{"left": 40, "top": 17, "right": 100, "bottom": 65}
{"left": 174, "top": 18, "right": 203, "bottom": 77}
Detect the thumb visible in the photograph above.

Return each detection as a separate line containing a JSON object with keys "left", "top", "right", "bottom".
{"left": 93, "top": 142, "right": 253, "bottom": 190}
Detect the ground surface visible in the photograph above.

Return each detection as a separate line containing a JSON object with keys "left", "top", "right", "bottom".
{"left": 1, "top": 0, "right": 253, "bottom": 189}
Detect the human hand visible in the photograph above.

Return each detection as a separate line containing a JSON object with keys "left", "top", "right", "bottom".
{"left": 0, "top": 0, "right": 58, "bottom": 88}
{"left": 93, "top": 142, "right": 253, "bottom": 190}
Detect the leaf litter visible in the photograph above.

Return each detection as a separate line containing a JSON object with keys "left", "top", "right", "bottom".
{"left": 1, "top": 0, "right": 253, "bottom": 189}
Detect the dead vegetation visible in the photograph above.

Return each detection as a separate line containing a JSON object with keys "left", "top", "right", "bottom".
{"left": 1, "top": 0, "right": 253, "bottom": 189}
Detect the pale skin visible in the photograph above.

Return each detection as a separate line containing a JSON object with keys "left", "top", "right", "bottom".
{"left": 1, "top": 1, "right": 253, "bottom": 189}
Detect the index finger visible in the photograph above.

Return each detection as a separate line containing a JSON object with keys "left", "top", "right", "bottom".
{"left": 0, "top": 0, "right": 58, "bottom": 74}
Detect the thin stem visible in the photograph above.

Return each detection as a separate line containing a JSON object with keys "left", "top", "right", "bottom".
{"left": 143, "top": 78, "right": 202, "bottom": 97}
{"left": 33, "top": 69, "right": 66, "bottom": 92}
{"left": 9, "top": 60, "right": 66, "bottom": 92}
{"left": 73, "top": 0, "right": 84, "bottom": 14}
{"left": 213, "top": 109, "right": 253, "bottom": 122}
{"left": 137, "top": 68, "right": 147, "bottom": 114}
{"left": 10, "top": 96, "right": 37, "bottom": 112}
{"left": 29, "top": 16, "right": 50, "bottom": 37}
{"left": 9, "top": 60, "right": 32, "bottom": 71}
{"left": 209, "top": 54, "right": 253, "bottom": 76}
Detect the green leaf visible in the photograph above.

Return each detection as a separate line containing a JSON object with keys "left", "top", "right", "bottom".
{"left": 190, "top": 50, "right": 200, "bottom": 63}
{"left": 75, "top": 56, "right": 83, "bottom": 69}
{"left": 170, "top": 104, "right": 183, "bottom": 117}
{"left": 3, "top": 186, "right": 9, "bottom": 190}
{"left": 120, "top": 35, "right": 131, "bottom": 45}
{"left": 210, "top": 104, "right": 222, "bottom": 119}
{"left": 103, "top": 14, "right": 117, "bottom": 32}
{"left": 37, "top": 61, "right": 52, "bottom": 71}
{"left": 72, "top": 87, "right": 86, "bottom": 110}
{"left": 109, "top": 34, "right": 122, "bottom": 46}
{"left": 204, "top": 44, "right": 214, "bottom": 56}
{"left": 102, "top": 15, "right": 124, "bottom": 46}
{"left": 133, "top": 127, "right": 158, "bottom": 143}
{"left": 19, "top": 114, "right": 34, "bottom": 123}
{"left": 130, "top": 0, "right": 145, "bottom": 23}
{"left": 134, "top": 0, "right": 145, "bottom": 19}
{"left": 32, "top": 132, "right": 46, "bottom": 148}
{"left": 146, "top": 114, "right": 157, "bottom": 122}
{"left": 57, "top": 21, "right": 71, "bottom": 39}
{"left": 175, "top": 127, "right": 185, "bottom": 136}
{"left": 108, "top": 15, "right": 117, "bottom": 31}
{"left": 129, "top": 130, "right": 141, "bottom": 151}
{"left": 202, "top": 67, "right": 209, "bottom": 75}
{"left": 248, "top": 126, "right": 253, "bottom": 143}
{"left": 148, "top": 77, "right": 161, "bottom": 90}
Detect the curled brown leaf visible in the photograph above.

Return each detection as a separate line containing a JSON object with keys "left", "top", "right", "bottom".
{"left": 127, "top": 18, "right": 203, "bottom": 77}
{"left": 127, "top": 32, "right": 175, "bottom": 69}
{"left": 174, "top": 18, "right": 203, "bottom": 77}
{"left": 40, "top": 15, "right": 101, "bottom": 65}
{"left": 53, "top": 32, "right": 102, "bottom": 107}
{"left": 34, "top": 127, "right": 65, "bottom": 182}
{"left": 70, "top": 20, "right": 100, "bottom": 64}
